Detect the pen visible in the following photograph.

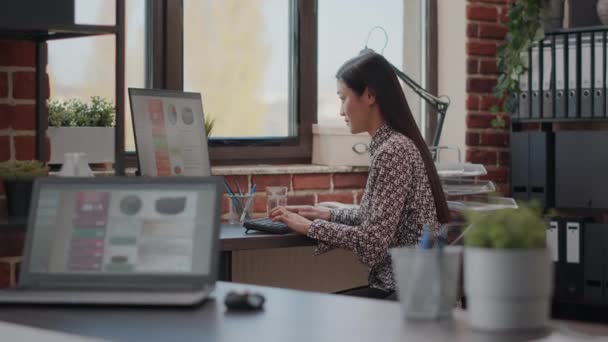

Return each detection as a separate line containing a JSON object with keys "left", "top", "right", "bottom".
{"left": 234, "top": 180, "right": 244, "bottom": 196}
{"left": 224, "top": 180, "right": 243, "bottom": 213}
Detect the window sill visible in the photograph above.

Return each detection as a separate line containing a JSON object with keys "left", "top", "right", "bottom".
{"left": 211, "top": 164, "right": 369, "bottom": 176}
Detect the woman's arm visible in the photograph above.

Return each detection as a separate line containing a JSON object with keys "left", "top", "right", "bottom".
{"left": 307, "top": 149, "right": 413, "bottom": 267}
{"left": 329, "top": 207, "right": 363, "bottom": 225}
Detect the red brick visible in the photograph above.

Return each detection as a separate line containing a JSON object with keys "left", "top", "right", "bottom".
{"left": 13, "top": 72, "right": 36, "bottom": 99}
{"left": 0, "top": 41, "right": 35, "bottom": 67}
{"left": 467, "top": 4, "right": 498, "bottom": 21}
{"left": 0, "top": 231, "right": 24, "bottom": 258}
{"left": 466, "top": 113, "right": 493, "bottom": 129}
{"left": 472, "top": 0, "right": 509, "bottom": 3}
{"left": 317, "top": 192, "right": 354, "bottom": 204}
{"left": 467, "top": 58, "right": 479, "bottom": 74}
{"left": 224, "top": 175, "right": 248, "bottom": 194}
{"left": 479, "top": 23, "right": 507, "bottom": 40}
{"left": 0, "top": 73, "right": 7, "bottom": 98}
{"left": 480, "top": 166, "right": 509, "bottom": 184}
{"left": 286, "top": 194, "right": 315, "bottom": 206}
{"left": 467, "top": 23, "right": 479, "bottom": 38}
{"left": 253, "top": 194, "right": 267, "bottom": 213}
{"left": 499, "top": 151, "right": 510, "bottom": 166}
{"left": 480, "top": 95, "right": 501, "bottom": 110}
{"left": 251, "top": 175, "right": 290, "bottom": 192}
{"left": 355, "top": 191, "right": 364, "bottom": 204}
{"left": 333, "top": 172, "right": 368, "bottom": 189}
{"left": 0, "top": 105, "right": 12, "bottom": 129}
{"left": 466, "top": 149, "right": 498, "bottom": 165}
{"left": 479, "top": 59, "right": 499, "bottom": 74}
{"left": 4, "top": 104, "right": 36, "bottom": 130}
{"left": 0, "top": 137, "right": 9, "bottom": 161}
{"left": 467, "top": 78, "right": 497, "bottom": 93}
{"left": 499, "top": 6, "right": 509, "bottom": 23}
{"left": 0, "top": 262, "right": 9, "bottom": 288}
{"left": 293, "top": 173, "right": 330, "bottom": 190}
{"left": 480, "top": 132, "right": 509, "bottom": 147}
{"left": 14, "top": 136, "right": 51, "bottom": 161}
{"left": 466, "top": 132, "right": 480, "bottom": 146}
{"left": 467, "top": 42, "right": 497, "bottom": 56}
{"left": 466, "top": 95, "right": 480, "bottom": 110}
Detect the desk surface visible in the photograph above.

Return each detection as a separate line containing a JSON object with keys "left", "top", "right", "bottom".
{"left": 0, "top": 282, "right": 607, "bottom": 342}
{"left": 219, "top": 224, "right": 315, "bottom": 251}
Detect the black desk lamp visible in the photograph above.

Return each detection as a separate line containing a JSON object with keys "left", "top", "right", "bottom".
{"left": 361, "top": 27, "right": 450, "bottom": 156}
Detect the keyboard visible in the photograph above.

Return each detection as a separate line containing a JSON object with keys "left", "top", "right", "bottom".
{"left": 243, "top": 218, "right": 291, "bottom": 235}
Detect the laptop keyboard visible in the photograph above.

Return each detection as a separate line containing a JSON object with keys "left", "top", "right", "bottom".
{"left": 243, "top": 218, "right": 291, "bottom": 235}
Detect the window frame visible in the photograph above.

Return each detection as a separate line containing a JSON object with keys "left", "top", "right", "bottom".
{"left": 126, "top": 0, "right": 437, "bottom": 166}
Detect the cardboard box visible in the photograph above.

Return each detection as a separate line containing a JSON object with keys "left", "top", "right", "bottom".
{"left": 312, "top": 124, "right": 370, "bottom": 166}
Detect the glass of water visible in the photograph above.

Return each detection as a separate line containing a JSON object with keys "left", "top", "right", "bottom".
{"left": 266, "top": 186, "right": 288, "bottom": 216}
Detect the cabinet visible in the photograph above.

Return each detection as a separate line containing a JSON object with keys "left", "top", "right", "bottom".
{"left": 0, "top": 0, "right": 126, "bottom": 174}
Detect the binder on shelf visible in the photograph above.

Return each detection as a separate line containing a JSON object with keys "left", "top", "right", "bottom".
{"left": 594, "top": 42, "right": 605, "bottom": 118}
{"left": 548, "top": 219, "right": 560, "bottom": 297}
{"left": 510, "top": 132, "right": 529, "bottom": 201}
{"left": 531, "top": 46, "right": 541, "bottom": 118}
{"left": 542, "top": 44, "right": 554, "bottom": 118}
{"left": 555, "top": 43, "right": 566, "bottom": 118}
{"left": 583, "top": 223, "right": 604, "bottom": 303}
{"left": 519, "top": 51, "right": 530, "bottom": 119}
{"left": 558, "top": 218, "right": 588, "bottom": 301}
{"left": 567, "top": 42, "right": 579, "bottom": 118}
{"left": 580, "top": 41, "right": 592, "bottom": 118}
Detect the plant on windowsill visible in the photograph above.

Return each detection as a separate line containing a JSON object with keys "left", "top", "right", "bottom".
{"left": 47, "top": 96, "right": 115, "bottom": 165}
{"left": 0, "top": 160, "right": 48, "bottom": 219}
{"left": 491, "top": 0, "right": 563, "bottom": 128}
{"left": 204, "top": 115, "right": 216, "bottom": 138}
{"left": 463, "top": 202, "right": 553, "bottom": 331}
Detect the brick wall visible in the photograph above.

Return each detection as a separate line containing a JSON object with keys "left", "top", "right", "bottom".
{"left": 221, "top": 172, "right": 367, "bottom": 220}
{"left": 466, "top": 0, "right": 513, "bottom": 195}
{"left": 0, "top": 40, "right": 48, "bottom": 287}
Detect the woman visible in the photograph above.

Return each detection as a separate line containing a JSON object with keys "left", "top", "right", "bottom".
{"left": 270, "top": 51, "right": 449, "bottom": 299}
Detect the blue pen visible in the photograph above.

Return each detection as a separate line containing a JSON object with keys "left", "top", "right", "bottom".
{"left": 419, "top": 225, "right": 433, "bottom": 249}
{"left": 224, "top": 181, "right": 243, "bottom": 213}
{"left": 239, "top": 184, "right": 257, "bottom": 222}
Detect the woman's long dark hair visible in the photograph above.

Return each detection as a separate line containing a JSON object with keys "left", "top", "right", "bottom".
{"left": 336, "top": 51, "right": 449, "bottom": 224}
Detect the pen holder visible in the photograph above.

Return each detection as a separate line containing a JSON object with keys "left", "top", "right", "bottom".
{"left": 390, "top": 246, "right": 462, "bottom": 320}
{"left": 228, "top": 194, "right": 255, "bottom": 225}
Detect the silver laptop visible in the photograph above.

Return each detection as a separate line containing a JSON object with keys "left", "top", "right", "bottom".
{"left": 0, "top": 176, "right": 223, "bottom": 306}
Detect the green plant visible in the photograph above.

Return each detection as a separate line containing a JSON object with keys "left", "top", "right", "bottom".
{"left": 204, "top": 115, "right": 216, "bottom": 137}
{"left": 464, "top": 201, "right": 549, "bottom": 249}
{"left": 0, "top": 160, "right": 48, "bottom": 181}
{"left": 492, "top": 0, "right": 546, "bottom": 125}
{"left": 48, "top": 96, "right": 115, "bottom": 127}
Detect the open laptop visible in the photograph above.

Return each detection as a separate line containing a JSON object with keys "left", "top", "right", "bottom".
{"left": 0, "top": 176, "right": 223, "bottom": 306}
{"left": 128, "top": 88, "right": 211, "bottom": 177}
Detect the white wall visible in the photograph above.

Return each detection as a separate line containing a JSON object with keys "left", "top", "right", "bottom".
{"left": 437, "top": 0, "right": 466, "bottom": 162}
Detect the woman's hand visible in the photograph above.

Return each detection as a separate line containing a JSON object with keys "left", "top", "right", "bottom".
{"left": 270, "top": 206, "right": 313, "bottom": 235}
{"left": 269, "top": 205, "right": 331, "bottom": 221}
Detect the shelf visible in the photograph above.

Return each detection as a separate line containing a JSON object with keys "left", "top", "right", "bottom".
{"left": 448, "top": 196, "right": 518, "bottom": 212}
{"left": 442, "top": 178, "right": 496, "bottom": 197}
{"left": 435, "top": 162, "right": 487, "bottom": 178}
{"left": 0, "top": 25, "right": 118, "bottom": 41}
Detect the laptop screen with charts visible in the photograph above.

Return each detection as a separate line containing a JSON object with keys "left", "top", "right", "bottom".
{"left": 129, "top": 88, "right": 211, "bottom": 177}
{"left": 1, "top": 177, "right": 223, "bottom": 306}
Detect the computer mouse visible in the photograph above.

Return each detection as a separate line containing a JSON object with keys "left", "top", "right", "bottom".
{"left": 224, "top": 291, "right": 265, "bottom": 311}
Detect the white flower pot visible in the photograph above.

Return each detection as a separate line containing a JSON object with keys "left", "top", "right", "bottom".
{"left": 464, "top": 248, "right": 553, "bottom": 331}
{"left": 48, "top": 127, "right": 114, "bottom": 164}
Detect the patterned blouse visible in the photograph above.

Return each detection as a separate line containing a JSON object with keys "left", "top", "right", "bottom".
{"left": 307, "top": 124, "right": 439, "bottom": 291}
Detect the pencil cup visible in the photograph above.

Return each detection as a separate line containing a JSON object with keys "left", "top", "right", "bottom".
{"left": 228, "top": 194, "right": 254, "bottom": 224}
{"left": 390, "top": 246, "right": 462, "bottom": 320}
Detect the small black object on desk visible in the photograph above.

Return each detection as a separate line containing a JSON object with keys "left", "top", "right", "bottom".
{"left": 224, "top": 291, "right": 265, "bottom": 311}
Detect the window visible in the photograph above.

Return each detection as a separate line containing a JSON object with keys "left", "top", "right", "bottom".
{"left": 47, "top": 0, "right": 148, "bottom": 152}
{"left": 154, "top": 0, "right": 434, "bottom": 164}
{"left": 183, "top": 0, "right": 292, "bottom": 140}
{"left": 317, "top": 0, "right": 404, "bottom": 125}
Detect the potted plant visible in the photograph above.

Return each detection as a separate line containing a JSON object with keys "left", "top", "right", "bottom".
{"left": 491, "top": 0, "right": 564, "bottom": 128}
{"left": 47, "top": 96, "right": 115, "bottom": 164}
{"left": 463, "top": 202, "right": 553, "bottom": 331}
{"left": 204, "top": 115, "right": 216, "bottom": 138}
{"left": 0, "top": 160, "right": 48, "bottom": 219}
